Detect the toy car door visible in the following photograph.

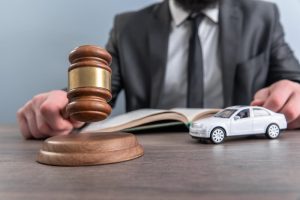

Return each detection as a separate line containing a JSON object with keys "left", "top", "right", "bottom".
{"left": 252, "top": 108, "right": 272, "bottom": 133}
{"left": 230, "top": 109, "right": 253, "bottom": 136}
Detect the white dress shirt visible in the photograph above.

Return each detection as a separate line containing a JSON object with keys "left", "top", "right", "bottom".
{"left": 157, "top": 0, "right": 224, "bottom": 109}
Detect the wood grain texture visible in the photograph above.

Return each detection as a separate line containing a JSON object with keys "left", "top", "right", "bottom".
{"left": 36, "top": 132, "right": 144, "bottom": 166}
{"left": 1, "top": 125, "right": 300, "bottom": 200}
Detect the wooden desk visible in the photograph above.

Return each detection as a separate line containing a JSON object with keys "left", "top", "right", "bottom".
{"left": 1, "top": 125, "right": 300, "bottom": 200}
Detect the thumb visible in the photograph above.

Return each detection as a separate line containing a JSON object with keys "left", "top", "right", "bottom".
{"left": 250, "top": 87, "right": 270, "bottom": 106}
{"left": 40, "top": 90, "right": 73, "bottom": 131}
{"left": 70, "top": 119, "right": 85, "bottom": 129}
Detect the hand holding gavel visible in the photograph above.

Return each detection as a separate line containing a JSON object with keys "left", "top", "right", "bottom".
{"left": 17, "top": 45, "right": 112, "bottom": 139}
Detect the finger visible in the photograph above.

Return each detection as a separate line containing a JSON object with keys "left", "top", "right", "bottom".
{"left": 72, "top": 121, "right": 85, "bottom": 129}
{"left": 280, "top": 92, "right": 300, "bottom": 123}
{"left": 287, "top": 115, "right": 300, "bottom": 129}
{"left": 252, "top": 87, "right": 270, "bottom": 102}
{"left": 41, "top": 105, "right": 73, "bottom": 131}
{"left": 31, "top": 94, "right": 53, "bottom": 136}
{"left": 70, "top": 118, "right": 85, "bottom": 129}
{"left": 17, "top": 108, "right": 32, "bottom": 139}
{"left": 251, "top": 87, "right": 270, "bottom": 106}
{"left": 35, "top": 110, "right": 53, "bottom": 136}
{"left": 24, "top": 105, "right": 44, "bottom": 139}
{"left": 48, "top": 129, "right": 72, "bottom": 137}
{"left": 263, "top": 85, "right": 293, "bottom": 112}
{"left": 40, "top": 95, "right": 72, "bottom": 131}
{"left": 250, "top": 99, "right": 264, "bottom": 106}
{"left": 36, "top": 103, "right": 73, "bottom": 137}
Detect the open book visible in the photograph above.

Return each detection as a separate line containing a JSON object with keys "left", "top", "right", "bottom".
{"left": 81, "top": 108, "right": 221, "bottom": 133}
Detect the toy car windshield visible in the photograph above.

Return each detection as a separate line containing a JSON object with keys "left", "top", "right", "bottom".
{"left": 214, "top": 109, "right": 237, "bottom": 118}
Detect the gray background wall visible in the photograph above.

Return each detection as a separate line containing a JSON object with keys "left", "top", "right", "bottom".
{"left": 0, "top": 0, "right": 300, "bottom": 123}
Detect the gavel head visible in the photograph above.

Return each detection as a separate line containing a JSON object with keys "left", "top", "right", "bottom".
{"left": 66, "top": 45, "right": 112, "bottom": 123}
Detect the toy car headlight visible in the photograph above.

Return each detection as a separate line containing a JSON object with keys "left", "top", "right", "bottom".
{"left": 193, "top": 123, "right": 206, "bottom": 129}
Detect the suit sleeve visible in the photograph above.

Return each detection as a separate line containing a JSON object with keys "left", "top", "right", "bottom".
{"left": 268, "top": 4, "right": 300, "bottom": 84}
{"left": 105, "top": 15, "right": 124, "bottom": 108}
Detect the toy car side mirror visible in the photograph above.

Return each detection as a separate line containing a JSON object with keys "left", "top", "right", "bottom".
{"left": 234, "top": 116, "right": 241, "bottom": 120}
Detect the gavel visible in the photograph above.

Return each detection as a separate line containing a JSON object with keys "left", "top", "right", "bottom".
{"left": 37, "top": 45, "right": 144, "bottom": 166}
{"left": 66, "top": 45, "right": 112, "bottom": 123}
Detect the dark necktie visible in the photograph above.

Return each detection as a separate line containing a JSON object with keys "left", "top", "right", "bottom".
{"left": 187, "top": 14, "right": 204, "bottom": 108}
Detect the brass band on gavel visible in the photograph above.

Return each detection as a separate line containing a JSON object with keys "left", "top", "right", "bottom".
{"left": 68, "top": 66, "right": 111, "bottom": 91}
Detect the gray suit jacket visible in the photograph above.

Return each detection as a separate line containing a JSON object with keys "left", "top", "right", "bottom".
{"left": 106, "top": 0, "right": 300, "bottom": 111}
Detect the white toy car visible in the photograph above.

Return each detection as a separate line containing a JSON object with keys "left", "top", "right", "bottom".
{"left": 189, "top": 106, "right": 287, "bottom": 144}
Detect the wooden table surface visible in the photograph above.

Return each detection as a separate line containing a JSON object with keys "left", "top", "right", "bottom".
{"left": 1, "top": 125, "right": 300, "bottom": 200}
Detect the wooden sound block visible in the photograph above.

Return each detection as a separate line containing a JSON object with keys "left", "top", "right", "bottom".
{"left": 36, "top": 132, "right": 144, "bottom": 166}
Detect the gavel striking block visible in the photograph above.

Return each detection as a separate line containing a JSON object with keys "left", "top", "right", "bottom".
{"left": 37, "top": 45, "right": 144, "bottom": 166}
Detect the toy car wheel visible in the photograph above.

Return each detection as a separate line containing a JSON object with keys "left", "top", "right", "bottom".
{"left": 266, "top": 123, "right": 280, "bottom": 139}
{"left": 210, "top": 127, "right": 225, "bottom": 144}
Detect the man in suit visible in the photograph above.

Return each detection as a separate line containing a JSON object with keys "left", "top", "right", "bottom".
{"left": 17, "top": 0, "right": 300, "bottom": 139}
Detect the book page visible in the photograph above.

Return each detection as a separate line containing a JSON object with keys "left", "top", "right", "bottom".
{"left": 170, "top": 108, "right": 220, "bottom": 122}
{"left": 82, "top": 109, "right": 166, "bottom": 132}
{"left": 81, "top": 108, "right": 220, "bottom": 133}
